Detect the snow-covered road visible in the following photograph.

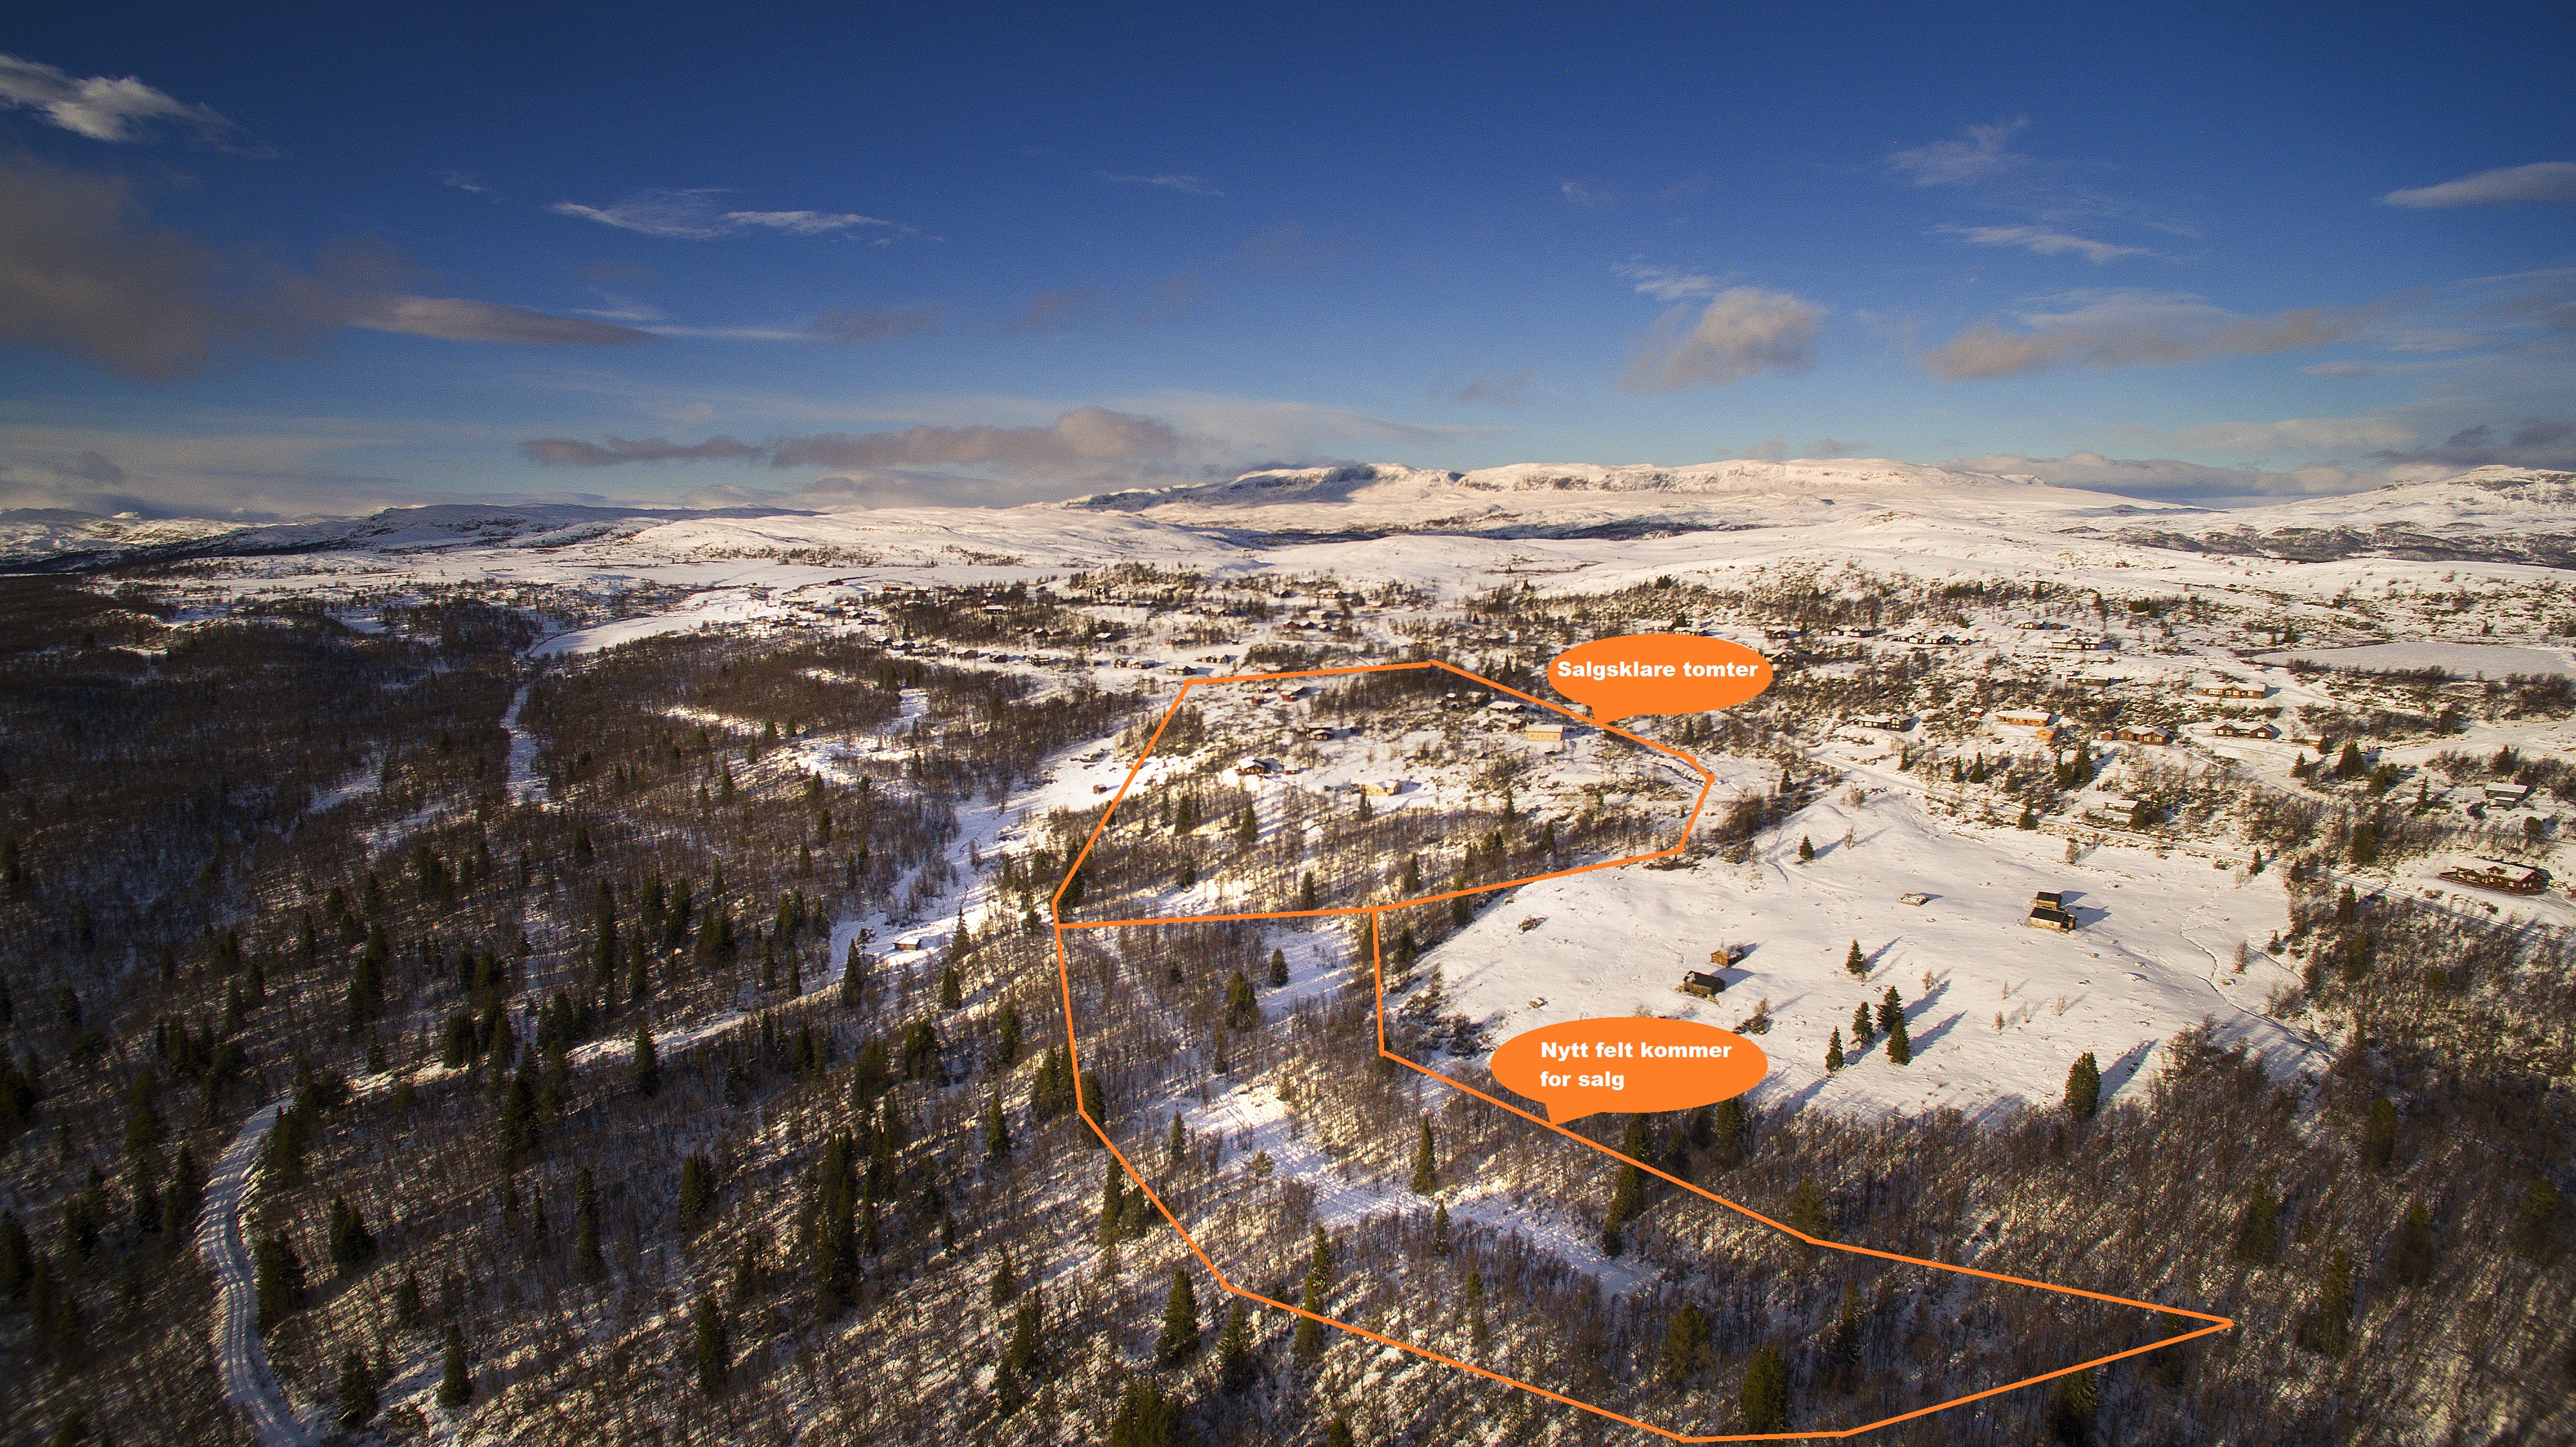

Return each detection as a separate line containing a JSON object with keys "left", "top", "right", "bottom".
{"left": 197, "top": 1098, "right": 319, "bottom": 1447}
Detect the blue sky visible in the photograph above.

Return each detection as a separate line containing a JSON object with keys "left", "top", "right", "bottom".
{"left": 3, "top": 2, "right": 2571, "bottom": 516}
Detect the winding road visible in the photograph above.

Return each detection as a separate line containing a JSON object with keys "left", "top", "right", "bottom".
{"left": 197, "top": 1098, "right": 318, "bottom": 1447}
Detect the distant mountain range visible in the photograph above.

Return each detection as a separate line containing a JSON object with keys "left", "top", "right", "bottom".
{"left": 5, "top": 462, "right": 2569, "bottom": 571}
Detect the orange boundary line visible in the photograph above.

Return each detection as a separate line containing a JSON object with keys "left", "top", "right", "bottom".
{"left": 1047, "top": 662, "right": 2230, "bottom": 1441}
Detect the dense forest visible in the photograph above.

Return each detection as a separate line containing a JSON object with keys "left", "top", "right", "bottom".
{"left": 1, "top": 567, "right": 2570, "bottom": 1447}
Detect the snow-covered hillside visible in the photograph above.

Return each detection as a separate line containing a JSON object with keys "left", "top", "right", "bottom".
{"left": 1065, "top": 458, "right": 2202, "bottom": 540}
{"left": 2111, "top": 467, "right": 2576, "bottom": 566}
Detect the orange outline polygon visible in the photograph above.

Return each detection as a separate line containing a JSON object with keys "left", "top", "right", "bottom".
{"left": 1050, "top": 660, "right": 2230, "bottom": 1441}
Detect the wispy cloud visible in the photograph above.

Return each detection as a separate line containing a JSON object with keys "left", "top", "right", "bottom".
{"left": 1942, "top": 450, "right": 2374, "bottom": 503}
{"left": 1614, "top": 263, "right": 1722, "bottom": 301}
{"left": 0, "top": 52, "right": 256, "bottom": 150}
{"left": 2109, "top": 415, "right": 2415, "bottom": 456}
{"left": 1004, "top": 275, "right": 1202, "bottom": 334}
{"left": 1560, "top": 179, "right": 1618, "bottom": 208}
{"left": 0, "top": 156, "right": 650, "bottom": 381}
{"left": 1889, "top": 118, "right": 2029, "bottom": 186}
{"left": 437, "top": 170, "right": 491, "bottom": 196}
{"left": 519, "top": 434, "right": 764, "bottom": 467}
{"left": 1937, "top": 224, "right": 2148, "bottom": 264}
{"left": 1096, "top": 170, "right": 1222, "bottom": 196}
{"left": 354, "top": 296, "right": 652, "bottom": 347}
{"left": 808, "top": 305, "right": 939, "bottom": 345}
{"left": 1924, "top": 290, "right": 2379, "bottom": 380}
{"left": 1622, "top": 287, "right": 1826, "bottom": 390}
{"left": 548, "top": 188, "right": 918, "bottom": 241}
{"left": 2367, "top": 417, "right": 2576, "bottom": 470}
{"left": 1230, "top": 223, "right": 1340, "bottom": 272}
{"left": 2382, "top": 162, "right": 2576, "bottom": 209}
{"left": 522, "top": 407, "right": 1183, "bottom": 476}
{"left": 1449, "top": 369, "right": 1535, "bottom": 405}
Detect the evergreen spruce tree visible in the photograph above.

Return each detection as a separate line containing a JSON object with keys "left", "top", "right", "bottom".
{"left": 1603, "top": 1116, "right": 1650, "bottom": 1253}
{"left": 631, "top": 1025, "right": 659, "bottom": 1098}
{"left": 1167, "top": 1111, "right": 1187, "bottom": 1164}
{"left": 575, "top": 1168, "right": 603, "bottom": 1279}
{"left": 437, "top": 1322, "right": 471, "bottom": 1408}
{"left": 2234, "top": 1181, "right": 2280, "bottom": 1264}
{"left": 254, "top": 1233, "right": 305, "bottom": 1331}
{"left": 1225, "top": 972, "right": 1258, "bottom": 1030}
{"left": 2048, "top": 1364, "right": 2099, "bottom": 1445}
{"left": 989, "top": 1250, "right": 1016, "bottom": 1306}
{"left": 1409, "top": 1115, "right": 1438, "bottom": 1195}
{"left": 1430, "top": 1200, "right": 1452, "bottom": 1256}
{"left": 336, "top": 1348, "right": 377, "bottom": 1428}
{"left": 995, "top": 1004, "right": 1022, "bottom": 1067}
{"left": 1738, "top": 1343, "right": 1789, "bottom": 1432}
{"left": 1298, "top": 872, "right": 1318, "bottom": 911}
{"left": 1267, "top": 947, "right": 1289, "bottom": 987}
{"left": 627, "top": 937, "right": 650, "bottom": 1006}
{"left": 679, "top": 1152, "right": 715, "bottom": 1231}
{"left": 692, "top": 1293, "right": 730, "bottom": 1397}
{"left": 1156, "top": 1268, "right": 1202, "bottom": 1364}
{"left": 1787, "top": 1177, "right": 1829, "bottom": 1239}
{"left": 1000, "top": 1291, "right": 1044, "bottom": 1386}
{"left": 1825, "top": 1028, "right": 1845, "bottom": 1073}
{"left": 1880, "top": 987, "right": 1911, "bottom": 1065}
{"left": 325, "top": 1196, "right": 376, "bottom": 1275}
{"left": 939, "top": 966, "right": 963, "bottom": 1010}
{"left": 1843, "top": 939, "right": 1866, "bottom": 977}
{"left": 1216, "top": 1299, "right": 1258, "bottom": 1392}
{"left": 393, "top": 1270, "right": 423, "bottom": 1328}
{"left": 1851, "top": 1001, "right": 1873, "bottom": 1048}
{"left": 1097, "top": 1156, "right": 1132, "bottom": 1245}
{"left": 985, "top": 1095, "right": 1011, "bottom": 1159}
{"left": 1105, "top": 1381, "right": 1187, "bottom": 1447}
{"left": 2064, "top": 1051, "right": 2100, "bottom": 1121}
{"left": 1236, "top": 806, "right": 1256, "bottom": 848}
{"left": 1796, "top": 836, "right": 1815, "bottom": 864}
{"left": 2299, "top": 1247, "right": 2355, "bottom": 1355}
{"left": 1323, "top": 1417, "right": 1355, "bottom": 1447}
{"left": 1465, "top": 1267, "right": 1489, "bottom": 1348}
{"left": 2389, "top": 1199, "right": 2434, "bottom": 1288}
{"left": 1660, "top": 1302, "right": 1711, "bottom": 1386}
{"left": 814, "top": 1133, "right": 858, "bottom": 1315}
{"left": 2360, "top": 1097, "right": 2397, "bottom": 1169}
{"left": 1293, "top": 1225, "right": 1331, "bottom": 1361}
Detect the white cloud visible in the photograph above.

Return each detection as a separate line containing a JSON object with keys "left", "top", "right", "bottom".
{"left": 2108, "top": 415, "right": 2415, "bottom": 457}
{"left": 2382, "top": 162, "right": 2576, "bottom": 208}
{"left": 1924, "top": 289, "right": 2379, "bottom": 379}
{"left": 354, "top": 296, "right": 656, "bottom": 347}
{"left": 1096, "top": 171, "right": 1222, "bottom": 197}
{"left": 1937, "top": 224, "right": 2148, "bottom": 264}
{"left": 549, "top": 188, "right": 916, "bottom": 240}
{"left": 0, "top": 52, "right": 248, "bottom": 148}
{"left": 1449, "top": 369, "right": 1535, "bottom": 406}
{"left": 1941, "top": 450, "right": 2371, "bottom": 504}
{"left": 1613, "top": 263, "right": 1722, "bottom": 301}
{"left": 1889, "top": 118, "right": 2029, "bottom": 186}
{"left": 1622, "top": 287, "right": 1826, "bottom": 390}
{"left": 0, "top": 155, "right": 649, "bottom": 381}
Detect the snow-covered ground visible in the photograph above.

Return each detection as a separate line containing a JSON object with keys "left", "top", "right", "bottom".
{"left": 2254, "top": 641, "right": 2576, "bottom": 676}
{"left": 1429, "top": 782, "right": 2326, "bottom": 1123}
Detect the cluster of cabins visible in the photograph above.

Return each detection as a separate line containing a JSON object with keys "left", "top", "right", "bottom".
{"left": 2437, "top": 858, "right": 2550, "bottom": 896}
{"left": 2026, "top": 889, "right": 2078, "bottom": 931}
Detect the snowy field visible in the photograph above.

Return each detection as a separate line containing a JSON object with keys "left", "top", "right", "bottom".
{"left": 2253, "top": 641, "right": 2576, "bottom": 677}
{"left": 1427, "top": 783, "right": 2328, "bottom": 1123}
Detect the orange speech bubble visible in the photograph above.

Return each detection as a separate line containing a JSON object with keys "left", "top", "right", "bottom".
{"left": 1547, "top": 633, "right": 1773, "bottom": 724}
{"left": 1490, "top": 1017, "right": 1768, "bottom": 1124}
